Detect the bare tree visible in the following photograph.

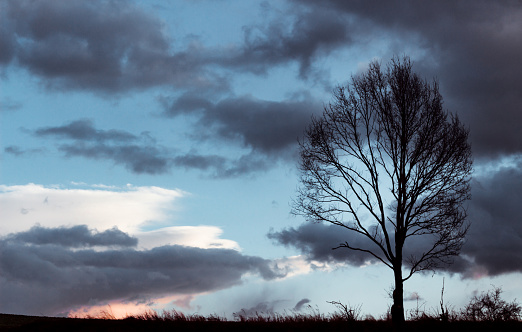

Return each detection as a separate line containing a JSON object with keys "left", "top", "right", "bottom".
{"left": 293, "top": 57, "right": 472, "bottom": 326}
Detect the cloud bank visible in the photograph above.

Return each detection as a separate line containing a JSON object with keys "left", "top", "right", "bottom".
{"left": 292, "top": 0, "right": 522, "bottom": 158}
{"left": 0, "top": 225, "right": 283, "bottom": 316}
{"left": 6, "top": 0, "right": 520, "bottom": 176}
{"left": 1, "top": 0, "right": 224, "bottom": 93}
{"left": 0, "top": 184, "right": 289, "bottom": 316}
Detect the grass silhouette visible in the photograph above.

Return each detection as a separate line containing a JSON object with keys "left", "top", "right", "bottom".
{"left": 1, "top": 286, "right": 520, "bottom": 331}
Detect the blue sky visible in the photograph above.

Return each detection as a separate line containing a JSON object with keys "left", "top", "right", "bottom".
{"left": 1, "top": 0, "right": 522, "bottom": 318}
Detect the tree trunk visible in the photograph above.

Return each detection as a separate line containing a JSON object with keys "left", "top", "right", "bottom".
{"left": 391, "top": 263, "right": 405, "bottom": 327}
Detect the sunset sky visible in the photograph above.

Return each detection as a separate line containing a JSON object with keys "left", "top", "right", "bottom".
{"left": 1, "top": 0, "right": 521, "bottom": 318}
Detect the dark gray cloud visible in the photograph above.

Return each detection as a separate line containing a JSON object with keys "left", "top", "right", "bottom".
{"left": 1, "top": 0, "right": 352, "bottom": 94}
{"left": 0, "top": 225, "right": 284, "bottom": 316}
{"left": 221, "top": 7, "right": 355, "bottom": 78}
{"left": 8, "top": 225, "right": 138, "bottom": 248}
{"left": 1, "top": 0, "right": 225, "bottom": 93}
{"left": 422, "top": 161, "right": 522, "bottom": 278}
{"left": 31, "top": 120, "right": 171, "bottom": 174}
{"left": 60, "top": 143, "right": 171, "bottom": 174}
{"left": 4, "top": 145, "right": 45, "bottom": 156}
{"left": 269, "top": 160, "right": 522, "bottom": 278}
{"left": 4, "top": 146, "right": 24, "bottom": 156}
{"left": 268, "top": 222, "right": 381, "bottom": 266}
{"left": 29, "top": 119, "right": 280, "bottom": 177}
{"left": 172, "top": 153, "right": 227, "bottom": 171}
{"left": 164, "top": 94, "right": 319, "bottom": 157}
{"left": 172, "top": 152, "right": 271, "bottom": 178}
{"left": 0, "top": 0, "right": 17, "bottom": 66}
{"left": 293, "top": 298, "right": 311, "bottom": 311}
{"left": 158, "top": 93, "right": 321, "bottom": 176}
{"left": 455, "top": 161, "right": 522, "bottom": 277}
{"left": 269, "top": 222, "right": 469, "bottom": 275}
{"left": 0, "top": 26, "right": 16, "bottom": 65}
{"left": 0, "top": 98, "right": 22, "bottom": 112}
{"left": 199, "top": 97, "right": 316, "bottom": 155}
{"left": 35, "top": 120, "right": 137, "bottom": 142}
{"left": 25, "top": 97, "right": 310, "bottom": 175}
{"left": 292, "top": 0, "right": 522, "bottom": 158}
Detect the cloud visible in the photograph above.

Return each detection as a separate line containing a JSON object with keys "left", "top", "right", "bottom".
{"left": 0, "top": 15, "right": 16, "bottom": 65}
{"left": 293, "top": 298, "right": 311, "bottom": 311}
{"left": 0, "top": 183, "right": 184, "bottom": 235}
{"left": 269, "top": 222, "right": 467, "bottom": 274}
{"left": 24, "top": 118, "right": 290, "bottom": 177}
{"left": 451, "top": 159, "right": 522, "bottom": 277}
{"left": 29, "top": 118, "right": 295, "bottom": 177}
{"left": 0, "top": 226, "right": 284, "bottom": 316}
{"left": 164, "top": 94, "right": 319, "bottom": 157}
{"left": 220, "top": 6, "right": 355, "bottom": 78}
{"left": 292, "top": 0, "right": 522, "bottom": 158}
{"left": 172, "top": 153, "right": 227, "bottom": 171}
{"left": 31, "top": 120, "right": 171, "bottom": 174}
{"left": 171, "top": 152, "right": 272, "bottom": 178}
{"left": 161, "top": 0, "right": 522, "bottom": 174}
{"left": 31, "top": 121, "right": 276, "bottom": 177}
{"left": 1, "top": 0, "right": 353, "bottom": 93}
{"left": 7, "top": 224, "right": 138, "bottom": 248}
{"left": 60, "top": 143, "right": 171, "bottom": 175}
{"left": 157, "top": 93, "right": 322, "bottom": 176}
{"left": 136, "top": 226, "right": 240, "bottom": 251}
{"left": 35, "top": 119, "right": 137, "bottom": 142}
{"left": 1, "top": 0, "right": 225, "bottom": 93}
{"left": 268, "top": 223, "right": 382, "bottom": 266}
{"left": 4, "top": 145, "right": 45, "bottom": 156}
{"left": 4, "top": 146, "right": 24, "bottom": 156}
{"left": 0, "top": 98, "right": 23, "bottom": 112}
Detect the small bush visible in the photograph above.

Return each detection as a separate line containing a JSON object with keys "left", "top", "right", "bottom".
{"left": 327, "top": 301, "right": 362, "bottom": 321}
{"left": 461, "top": 286, "right": 521, "bottom": 322}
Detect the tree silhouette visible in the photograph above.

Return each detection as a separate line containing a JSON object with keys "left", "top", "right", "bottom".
{"left": 294, "top": 57, "right": 472, "bottom": 326}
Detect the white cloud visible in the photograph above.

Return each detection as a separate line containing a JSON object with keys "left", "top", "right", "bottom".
{"left": 136, "top": 226, "right": 240, "bottom": 250}
{"left": 0, "top": 183, "right": 241, "bottom": 251}
{"left": 0, "top": 183, "right": 185, "bottom": 234}
{"left": 272, "top": 255, "right": 343, "bottom": 279}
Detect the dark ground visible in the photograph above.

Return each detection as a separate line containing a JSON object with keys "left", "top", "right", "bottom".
{"left": 1, "top": 313, "right": 521, "bottom": 332}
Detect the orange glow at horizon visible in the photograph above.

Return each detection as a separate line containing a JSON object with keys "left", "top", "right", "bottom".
{"left": 68, "top": 294, "right": 198, "bottom": 319}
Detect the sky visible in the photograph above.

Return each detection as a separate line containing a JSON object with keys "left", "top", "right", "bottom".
{"left": 1, "top": 0, "right": 522, "bottom": 319}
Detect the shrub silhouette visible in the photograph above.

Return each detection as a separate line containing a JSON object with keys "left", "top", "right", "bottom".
{"left": 461, "top": 286, "right": 521, "bottom": 322}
